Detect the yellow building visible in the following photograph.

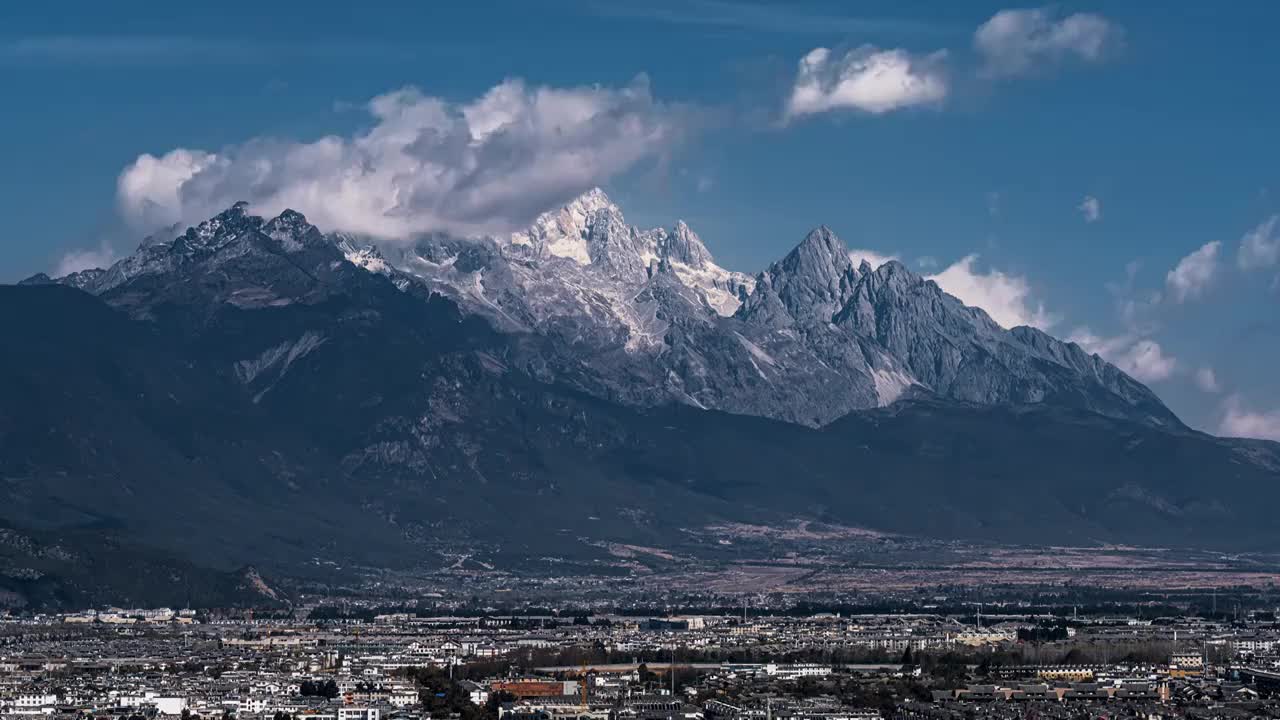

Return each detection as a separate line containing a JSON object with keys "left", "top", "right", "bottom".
{"left": 1037, "top": 666, "right": 1096, "bottom": 682}
{"left": 1169, "top": 653, "right": 1204, "bottom": 678}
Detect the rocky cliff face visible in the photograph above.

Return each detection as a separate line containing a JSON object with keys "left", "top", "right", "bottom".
{"left": 33, "top": 191, "right": 1179, "bottom": 428}
{"left": 313, "top": 190, "right": 1180, "bottom": 428}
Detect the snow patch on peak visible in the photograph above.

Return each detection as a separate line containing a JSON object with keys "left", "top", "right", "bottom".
{"left": 669, "top": 260, "right": 753, "bottom": 316}
{"left": 508, "top": 187, "right": 625, "bottom": 265}
{"left": 335, "top": 235, "right": 391, "bottom": 275}
{"left": 567, "top": 187, "right": 617, "bottom": 215}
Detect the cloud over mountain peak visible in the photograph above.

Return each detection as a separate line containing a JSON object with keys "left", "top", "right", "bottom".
{"left": 116, "top": 77, "right": 687, "bottom": 241}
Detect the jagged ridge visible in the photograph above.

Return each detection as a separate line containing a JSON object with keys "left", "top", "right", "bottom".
{"left": 33, "top": 191, "right": 1180, "bottom": 429}
{"left": 325, "top": 190, "right": 1180, "bottom": 428}
{"left": 6, "top": 197, "right": 1280, "bottom": 607}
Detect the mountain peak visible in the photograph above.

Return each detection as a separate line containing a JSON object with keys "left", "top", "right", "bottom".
{"left": 510, "top": 188, "right": 628, "bottom": 267}
{"left": 570, "top": 187, "right": 616, "bottom": 213}
{"left": 739, "top": 225, "right": 858, "bottom": 326}
{"left": 211, "top": 201, "right": 252, "bottom": 223}
{"left": 177, "top": 202, "right": 263, "bottom": 250}
{"left": 793, "top": 224, "right": 844, "bottom": 253}
{"left": 662, "top": 220, "right": 714, "bottom": 268}
{"left": 17, "top": 272, "right": 54, "bottom": 286}
{"left": 805, "top": 223, "right": 837, "bottom": 238}
{"left": 870, "top": 258, "right": 921, "bottom": 286}
{"left": 778, "top": 225, "right": 855, "bottom": 286}
{"left": 264, "top": 209, "right": 325, "bottom": 252}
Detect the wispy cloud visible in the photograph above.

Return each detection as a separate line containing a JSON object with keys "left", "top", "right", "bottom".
{"left": 1219, "top": 395, "right": 1280, "bottom": 442}
{"left": 582, "top": 0, "right": 951, "bottom": 36}
{"left": 847, "top": 249, "right": 900, "bottom": 270}
{"left": 1165, "top": 240, "right": 1221, "bottom": 303}
{"left": 0, "top": 35, "right": 418, "bottom": 64}
{"left": 1194, "top": 366, "right": 1221, "bottom": 394}
{"left": 1078, "top": 195, "right": 1101, "bottom": 223}
{"left": 986, "top": 191, "right": 1002, "bottom": 218}
{"left": 1069, "top": 329, "right": 1177, "bottom": 383}
{"left": 1066, "top": 260, "right": 1183, "bottom": 386}
{"left": 974, "top": 7, "right": 1123, "bottom": 78}
{"left": 1238, "top": 215, "right": 1279, "bottom": 271}
{"left": 55, "top": 242, "right": 117, "bottom": 277}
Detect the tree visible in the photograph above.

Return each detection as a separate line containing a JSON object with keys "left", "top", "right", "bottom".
{"left": 300, "top": 679, "right": 339, "bottom": 699}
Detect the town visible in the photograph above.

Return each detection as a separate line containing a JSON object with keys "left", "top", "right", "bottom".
{"left": 6, "top": 598, "right": 1280, "bottom": 720}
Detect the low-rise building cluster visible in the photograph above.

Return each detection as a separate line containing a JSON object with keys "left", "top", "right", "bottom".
{"left": 1, "top": 605, "right": 1280, "bottom": 719}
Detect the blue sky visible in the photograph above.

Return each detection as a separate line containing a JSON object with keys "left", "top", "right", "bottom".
{"left": 2, "top": 0, "right": 1278, "bottom": 437}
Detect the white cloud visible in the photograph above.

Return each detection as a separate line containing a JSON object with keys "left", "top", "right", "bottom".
{"left": 116, "top": 76, "right": 686, "bottom": 240}
{"left": 1165, "top": 240, "right": 1220, "bottom": 303}
{"left": 1069, "top": 329, "right": 1177, "bottom": 383}
{"left": 848, "top": 249, "right": 900, "bottom": 270}
{"left": 1238, "top": 215, "right": 1280, "bottom": 270}
{"left": 1115, "top": 339, "right": 1178, "bottom": 383}
{"left": 927, "top": 254, "right": 1056, "bottom": 330}
{"left": 785, "top": 46, "right": 948, "bottom": 119}
{"left": 54, "top": 243, "right": 117, "bottom": 277}
{"left": 1218, "top": 395, "right": 1280, "bottom": 442}
{"left": 1068, "top": 328, "right": 1131, "bottom": 359}
{"left": 1194, "top": 366, "right": 1221, "bottom": 394}
{"left": 975, "top": 7, "right": 1121, "bottom": 78}
{"left": 118, "top": 149, "right": 219, "bottom": 232}
{"left": 1078, "top": 195, "right": 1101, "bottom": 223}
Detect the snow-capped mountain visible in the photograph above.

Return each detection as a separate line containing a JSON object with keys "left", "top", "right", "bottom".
{"left": 334, "top": 189, "right": 1178, "bottom": 428}
{"left": 10, "top": 193, "right": 1280, "bottom": 602}
{"left": 33, "top": 190, "right": 1178, "bottom": 428}
{"left": 340, "top": 188, "right": 754, "bottom": 339}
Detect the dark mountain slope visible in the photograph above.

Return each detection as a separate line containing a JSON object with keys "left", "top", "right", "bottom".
{"left": 5, "top": 283, "right": 1274, "bottom": 569}
{"left": 539, "top": 398, "right": 1280, "bottom": 552}
{"left": 0, "top": 284, "right": 782, "bottom": 581}
{"left": 136, "top": 278, "right": 1280, "bottom": 555}
{"left": 0, "top": 519, "right": 282, "bottom": 610}
{"left": 2, "top": 202, "right": 1279, "bottom": 608}
{"left": 806, "top": 401, "right": 1278, "bottom": 549}
{"left": 0, "top": 284, "right": 407, "bottom": 571}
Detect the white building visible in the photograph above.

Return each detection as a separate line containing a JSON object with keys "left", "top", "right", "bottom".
{"left": 339, "top": 707, "right": 381, "bottom": 720}
{"left": 765, "top": 664, "right": 832, "bottom": 680}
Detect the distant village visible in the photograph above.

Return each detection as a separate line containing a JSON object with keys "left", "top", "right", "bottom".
{"left": 5, "top": 603, "right": 1280, "bottom": 719}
